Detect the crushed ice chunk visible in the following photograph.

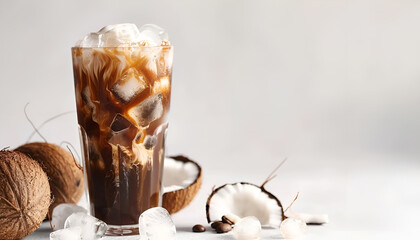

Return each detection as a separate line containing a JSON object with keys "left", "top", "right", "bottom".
{"left": 280, "top": 218, "right": 307, "bottom": 239}
{"left": 98, "top": 23, "right": 141, "bottom": 47}
{"left": 50, "top": 227, "right": 82, "bottom": 240}
{"left": 64, "top": 212, "right": 108, "bottom": 240}
{"left": 75, "top": 23, "right": 170, "bottom": 48}
{"left": 155, "top": 49, "right": 173, "bottom": 77}
{"left": 138, "top": 207, "right": 176, "bottom": 240}
{"left": 138, "top": 24, "right": 169, "bottom": 46}
{"left": 78, "top": 33, "right": 100, "bottom": 48}
{"left": 109, "top": 114, "right": 138, "bottom": 146}
{"left": 143, "top": 135, "right": 157, "bottom": 149}
{"left": 93, "top": 23, "right": 142, "bottom": 47}
{"left": 128, "top": 94, "right": 163, "bottom": 127}
{"left": 152, "top": 76, "right": 171, "bottom": 95}
{"left": 111, "top": 68, "right": 147, "bottom": 103}
{"left": 232, "top": 216, "right": 261, "bottom": 240}
{"left": 110, "top": 114, "right": 134, "bottom": 132}
{"left": 52, "top": 204, "right": 88, "bottom": 230}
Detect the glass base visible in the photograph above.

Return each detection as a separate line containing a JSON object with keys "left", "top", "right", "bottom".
{"left": 106, "top": 224, "right": 139, "bottom": 236}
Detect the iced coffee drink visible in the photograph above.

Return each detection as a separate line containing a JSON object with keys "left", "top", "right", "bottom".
{"left": 72, "top": 24, "right": 173, "bottom": 235}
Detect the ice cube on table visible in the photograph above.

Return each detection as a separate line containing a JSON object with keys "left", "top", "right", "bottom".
{"left": 50, "top": 227, "right": 82, "bottom": 240}
{"left": 280, "top": 218, "right": 307, "bottom": 239}
{"left": 138, "top": 207, "right": 176, "bottom": 240}
{"left": 64, "top": 212, "right": 108, "bottom": 240}
{"left": 51, "top": 204, "right": 88, "bottom": 230}
{"left": 128, "top": 94, "right": 163, "bottom": 127}
{"left": 232, "top": 216, "right": 262, "bottom": 240}
{"left": 138, "top": 24, "right": 169, "bottom": 46}
{"left": 111, "top": 68, "right": 147, "bottom": 103}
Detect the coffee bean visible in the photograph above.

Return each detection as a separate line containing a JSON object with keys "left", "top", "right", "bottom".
{"left": 211, "top": 221, "right": 223, "bottom": 229}
{"left": 221, "top": 215, "right": 234, "bottom": 225}
{"left": 192, "top": 224, "right": 206, "bottom": 232}
{"left": 215, "top": 223, "right": 232, "bottom": 233}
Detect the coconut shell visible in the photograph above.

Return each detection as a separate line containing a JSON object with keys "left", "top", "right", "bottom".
{"left": 16, "top": 142, "right": 84, "bottom": 216}
{"left": 162, "top": 155, "right": 202, "bottom": 214}
{"left": 206, "top": 182, "right": 285, "bottom": 224}
{"left": 0, "top": 150, "right": 51, "bottom": 239}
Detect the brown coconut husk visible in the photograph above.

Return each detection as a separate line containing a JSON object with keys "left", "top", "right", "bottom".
{"left": 16, "top": 142, "right": 84, "bottom": 216}
{"left": 162, "top": 155, "right": 202, "bottom": 214}
{"left": 0, "top": 150, "right": 51, "bottom": 239}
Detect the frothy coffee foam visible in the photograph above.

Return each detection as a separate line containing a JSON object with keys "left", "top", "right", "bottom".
{"left": 76, "top": 23, "right": 170, "bottom": 48}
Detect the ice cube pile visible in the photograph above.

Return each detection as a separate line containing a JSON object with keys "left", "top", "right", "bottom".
{"left": 64, "top": 212, "right": 108, "bottom": 239}
{"left": 51, "top": 203, "right": 88, "bottom": 230}
{"left": 50, "top": 205, "right": 177, "bottom": 240}
{"left": 50, "top": 228, "right": 82, "bottom": 240}
{"left": 76, "top": 23, "right": 169, "bottom": 47}
{"left": 50, "top": 204, "right": 107, "bottom": 240}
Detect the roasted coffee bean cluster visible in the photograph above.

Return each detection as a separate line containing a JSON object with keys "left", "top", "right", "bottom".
{"left": 193, "top": 215, "right": 236, "bottom": 234}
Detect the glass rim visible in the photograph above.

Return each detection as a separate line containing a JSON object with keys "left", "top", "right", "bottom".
{"left": 71, "top": 45, "right": 173, "bottom": 50}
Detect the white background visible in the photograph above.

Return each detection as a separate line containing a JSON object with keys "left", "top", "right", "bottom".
{"left": 0, "top": 0, "right": 419, "bottom": 239}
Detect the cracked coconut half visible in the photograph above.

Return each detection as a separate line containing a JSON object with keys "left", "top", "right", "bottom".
{"left": 162, "top": 155, "right": 202, "bottom": 214}
{"left": 206, "top": 182, "right": 284, "bottom": 227}
{"left": 206, "top": 160, "right": 287, "bottom": 227}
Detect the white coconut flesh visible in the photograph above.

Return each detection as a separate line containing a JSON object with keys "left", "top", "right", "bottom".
{"left": 163, "top": 157, "right": 200, "bottom": 193}
{"left": 208, "top": 183, "right": 283, "bottom": 227}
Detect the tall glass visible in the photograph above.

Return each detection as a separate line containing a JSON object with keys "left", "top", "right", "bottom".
{"left": 72, "top": 45, "right": 173, "bottom": 235}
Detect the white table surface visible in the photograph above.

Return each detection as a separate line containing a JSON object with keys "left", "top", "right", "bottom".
{"left": 1, "top": 0, "right": 419, "bottom": 239}
{"left": 23, "top": 154, "right": 420, "bottom": 240}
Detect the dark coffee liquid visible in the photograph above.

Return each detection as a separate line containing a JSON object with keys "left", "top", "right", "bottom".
{"left": 72, "top": 46, "right": 172, "bottom": 225}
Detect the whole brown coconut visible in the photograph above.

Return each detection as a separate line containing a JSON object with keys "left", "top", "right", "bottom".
{"left": 0, "top": 150, "right": 51, "bottom": 239}
{"left": 16, "top": 142, "right": 84, "bottom": 216}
